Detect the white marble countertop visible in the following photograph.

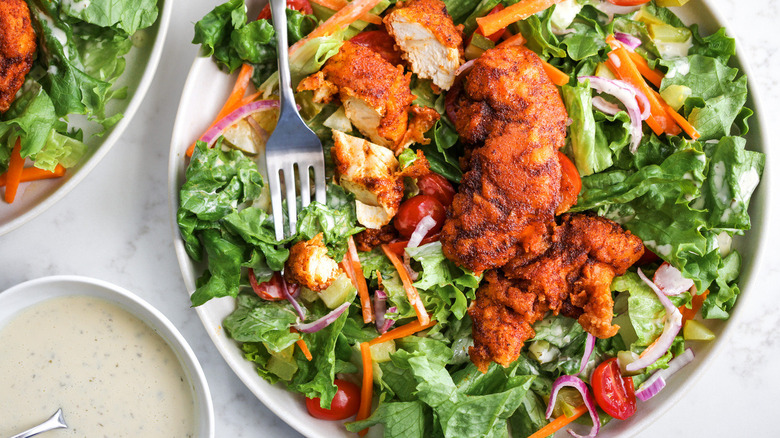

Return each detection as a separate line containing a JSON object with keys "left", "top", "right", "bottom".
{"left": 0, "top": 0, "right": 776, "bottom": 436}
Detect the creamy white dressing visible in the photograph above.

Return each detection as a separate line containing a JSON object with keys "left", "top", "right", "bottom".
{"left": 62, "top": 0, "right": 91, "bottom": 13}
{"left": 0, "top": 296, "right": 195, "bottom": 438}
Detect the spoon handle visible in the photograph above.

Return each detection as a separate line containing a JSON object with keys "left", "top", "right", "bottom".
{"left": 8, "top": 409, "right": 67, "bottom": 438}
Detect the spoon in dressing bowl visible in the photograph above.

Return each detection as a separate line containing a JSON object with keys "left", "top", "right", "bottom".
{"left": 8, "top": 409, "right": 67, "bottom": 438}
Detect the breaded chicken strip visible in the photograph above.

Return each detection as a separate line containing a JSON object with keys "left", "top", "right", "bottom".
{"left": 469, "top": 214, "right": 644, "bottom": 372}
{"left": 285, "top": 233, "right": 342, "bottom": 292}
{"left": 384, "top": 0, "right": 463, "bottom": 91}
{"left": 298, "top": 41, "right": 438, "bottom": 154}
{"left": 0, "top": 0, "right": 36, "bottom": 113}
{"left": 441, "top": 46, "right": 568, "bottom": 273}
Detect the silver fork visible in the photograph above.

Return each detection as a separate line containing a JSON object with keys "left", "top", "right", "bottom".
{"left": 266, "top": 0, "right": 327, "bottom": 240}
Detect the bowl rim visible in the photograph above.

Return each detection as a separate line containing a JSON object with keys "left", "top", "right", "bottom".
{"left": 0, "top": 0, "right": 175, "bottom": 237}
{"left": 0, "top": 274, "right": 216, "bottom": 438}
{"left": 166, "top": 0, "right": 770, "bottom": 436}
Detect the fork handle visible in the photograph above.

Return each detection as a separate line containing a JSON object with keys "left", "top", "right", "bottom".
{"left": 269, "top": 0, "right": 299, "bottom": 121}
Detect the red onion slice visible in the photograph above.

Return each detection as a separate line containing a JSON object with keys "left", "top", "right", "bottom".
{"left": 200, "top": 100, "right": 280, "bottom": 146}
{"left": 591, "top": 96, "right": 621, "bottom": 116}
{"left": 614, "top": 32, "right": 641, "bottom": 50}
{"left": 627, "top": 269, "right": 683, "bottom": 372}
{"left": 579, "top": 76, "right": 650, "bottom": 153}
{"left": 635, "top": 348, "right": 694, "bottom": 401}
{"left": 281, "top": 278, "right": 306, "bottom": 320}
{"left": 407, "top": 215, "right": 436, "bottom": 249}
{"left": 579, "top": 333, "right": 596, "bottom": 375}
{"left": 545, "top": 375, "right": 600, "bottom": 438}
{"left": 455, "top": 59, "right": 475, "bottom": 78}
{"left": 294, "top": 301, "right": 351, "bottom": 333}
{"left": 653, "top": 262, "right": 694, "bottom": 296}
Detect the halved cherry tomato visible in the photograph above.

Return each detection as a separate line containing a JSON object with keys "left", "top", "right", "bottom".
{"left": 305, "top": 379, "right": 361, "bottom": 420}
{"left": 248, "top": 270, "right": 293, "bottom": 301}
{"left": 393, "top": 195, "right": 446, "bottom": 239}
{"left": 591, "top": 358, "right": 637, "bottom": 420}
{"left": 558, "top": 151, "right": 581, "bottom": 211}
{"left": 469, "top": 5, "right": 506, "bottom": 43}
{"left": 417, "top": 172, "right": 456, "bottom": 207}
{"left": 606, "top": 0, "right": 651, "bottom": 5}
{"left": 384, "top": 233, "right": 440, "bottom": 258}
{"left": 634, "top": 244, "right": 660, "bottom": 266}
{"left": 257, "top": 0, "right": 313, "bottom": 20}
{"left": 350, "top": 30, "right": 405, "bottom": 66}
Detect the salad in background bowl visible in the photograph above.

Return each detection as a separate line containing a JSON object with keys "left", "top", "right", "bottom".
{"left": 0, "top": 0, "right": 172, "bottom": 235}
{"left": 169, "top": 0, "right": 766, "bottom": 436}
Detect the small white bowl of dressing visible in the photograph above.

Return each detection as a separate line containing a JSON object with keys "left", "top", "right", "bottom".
{"left": 0, "top": 275, "right": 214, "bottom": 438}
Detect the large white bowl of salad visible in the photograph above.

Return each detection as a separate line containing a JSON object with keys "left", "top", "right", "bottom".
{"left": 169, "top": 0, "right": 767, "bottom": 437}
{"left": 0, "top": 0, "right": 172, "bottom": 235}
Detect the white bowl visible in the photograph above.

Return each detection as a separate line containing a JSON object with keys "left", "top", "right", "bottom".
{"left": 0, "top": 275, "right": 215, "bottom": 437}
{"left": 0, "top": 0, "right": 174, "bottom": 236}
{"left": 167, "top": 1, "right": 768, "bottom": 436}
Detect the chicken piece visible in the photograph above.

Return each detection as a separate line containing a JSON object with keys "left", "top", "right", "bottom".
{"left": 384, "top": 0, "right": 463, "bottom": 91}
{"left": 468, "top": 214, "right": 644, "bottom": 372}
{"left": 285, "top": 233, "right": 342, "bottom": 292}
{"left": 354, "top": 224, "right": 399, "bottom": 252}
{"left": 299, "top": 41, "right": 438, "bottom": 153}
{"left": 440, "top": 46, "right": 568, "bottom": 273}
{"left": 0, "top": 0, "right": 36, "bottom": 113}
{"left": 332, "top": 130, "right": 404, "bottom": 229}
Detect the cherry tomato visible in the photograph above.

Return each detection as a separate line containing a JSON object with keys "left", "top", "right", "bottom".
{"left": 305, "top": 379, "right": 361, "bottom": 420}
{"left": 393, "top": 195, "right": 446, "bottom": 239}
{"left": 385, "top": 233, "right": 440, "bottom": 258}
{"left": 634, "top": 244, "right": 660, "bottom": 266}
{"left": 256, "top": 0, "right": 313, "bottom": 20}
{"left": 591, "top": 358, "right": 637, "bottom": 420}
{"left": 606, "top": 0, "right": 651, "bottom": 5}
{"left": 469, "top": 5, "right": 506, "bottom": 43}
{"left": 248, "top": 270, "right": 289, "bottom": 301}
{"left": 558, "top": 151, "right": 581, "bottom": 212}
{"left": 417, "top": 172, "right": 456, "bottom": 207}
{"left": 350, "top": 30, "right": 405, "bottom": 66}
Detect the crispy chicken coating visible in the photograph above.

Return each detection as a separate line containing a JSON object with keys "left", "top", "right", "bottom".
{"left": 353, "top": 224, "right": 399, "bottom": 252}
{"left": 384, "top": 0, "right": 463, "bottom": 91}
{"left": 284, "top": 233, "right": 342, "bottom": 292}
{"left": 0, "top": 0, "right": 36, "bottom": 113}
{"left": 298, "top": 41, "right": 438, "bottom": 153}
{"left": 332, "top": 130, "right": 404, "bottom": 229}
{"left": 469, "top": 214, "right": 644, "bottom": 372}
{"left": 441, "top": 46, "right": 568, "bottom": 273}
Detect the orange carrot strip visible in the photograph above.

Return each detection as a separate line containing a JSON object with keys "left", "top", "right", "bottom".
{"left": 290, "top": 0, "right": 385, "bottom": 55}
{"left": 356, "top": 342, "right": 374, "bottom": 436}
{"left": 0, "top": 164, "right": 65, "bottom": 187}
{"left": 3, "top": 139, "right": 24, "bottom": 203}
{"left": 497, "top": 31, "right": 526, "bottom": 47}
{"left": 542, "top": 60, "right": 570, "bottom": 86}
{"left": 527, "top": 405, "right": 589, "bottom": 438}
{"left": 665, "top": 105, "right": 701, "bottom": 140}
{"left": 308, "top": 0, "right": 383, "bottom": 24}
{"left": 368, "top": 319, "right": 436, "bottom": 346}
{"left": 348, "top": 236, "right": 374, "bottom": 324}
{"left": 627, "top": 50, "right": 664, "bottom": 88}
{"left": 381, "top": 244, "right": 430, "bottom": 326}
{"left": 289, "top": 328, "right": 313, "bottom": 361}
{"left": 186, "top": 64, "right": 255, "bottom": 157}
{"left": 605, "top": 47, "right": 680, "bottom": 136}
{"left": 680, "top": 289, "right": 709, "bottom": 324}
{"left": 476, "top": 0, "right": 561, "bottom": 38}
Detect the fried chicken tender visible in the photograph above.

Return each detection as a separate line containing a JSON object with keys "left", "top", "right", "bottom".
{"left": 284, "top": 233, "right": 342, "bottom": 292}
{"left": 0, "top": 0, "right": 36, "bottom": 113}
{"left": 441, "top": 46, "right": 568, "bottom": 273}
{"left": 384, "top": 0, "right": 463, "bottom": 91}
{"left": 468, "top": 214, "right": 644, "bottom": 372}
{"left": 298, "top": 41, "right": 438, "bottom": 153}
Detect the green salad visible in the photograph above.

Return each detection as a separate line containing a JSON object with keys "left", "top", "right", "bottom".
{"left": 0, "top": 0, "right": 159, "bottom": 202}
{"left": 179, "top": 0, "right": 764, "bottom": 436}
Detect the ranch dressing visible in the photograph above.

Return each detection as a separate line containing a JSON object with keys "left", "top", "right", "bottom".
{"left": 0, "top": 296, "right": 196, "bottom": 437}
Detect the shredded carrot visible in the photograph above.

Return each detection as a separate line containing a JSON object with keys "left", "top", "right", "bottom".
{"left": 3, "top": 138, "right": 24, "bottom": 203}
{"left": 356, "top": 342, "right": 374, "bottom": 437}
{"left": 665, "top": 105, "right": 701, "bottom": 140}
{"left": 186, "top": 64, "right": 255, "bottom": 157}
{"left": 348, "top": 236, "right": 374, "bottom": 324}
{"left": 476, "top": 0, "right": 561, "bottom": 39}
{"left": 289, "top": 328, "right": 313, "bottom": 361}
{"left": 497, "top": 31, "right": 526, "bottom": 47}
{"left": 0, "top": 164, "right": 65, "bottom": 187}
{"left": 680, "top": 289, "right": 710, "bottom": 324}
{"left": 542, "top": 60, "right": 570, "bottom": 86}
{"left": 368, "top": 319, "right": 436, "bottom": 346}
{"left": 380, "top": 244, "right": 430, "bottom": 326}
{"left": 606, "top": 35, "right": 664, "bottom": 88}
{"left": 527, "top": 405, "right": 588, "bottom": 438}
{"left": 308, "top": 0, "right": 383, "bottom": 24}
{"left": 290, "top": 0, "right": 385, "bottom": 55}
